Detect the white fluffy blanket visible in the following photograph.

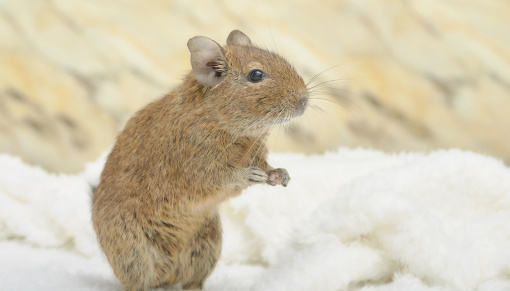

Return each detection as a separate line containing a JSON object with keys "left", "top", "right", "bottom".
{"left": 1, "top": 149, "right": 509, "bottom": 291}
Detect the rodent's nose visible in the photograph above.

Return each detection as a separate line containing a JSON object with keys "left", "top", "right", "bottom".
{"left": 298, "top": 95, "right": 309, "bottom": 108}
{"left": 295, "top": 93, "right": 309, "bottom": 116}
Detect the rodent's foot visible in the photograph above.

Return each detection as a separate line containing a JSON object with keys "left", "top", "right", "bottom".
{"left": 246, "top": 166, "right": 269, "bottom": 184}
{"left": 267, "top": 168, "right": 290, "bottom": 187}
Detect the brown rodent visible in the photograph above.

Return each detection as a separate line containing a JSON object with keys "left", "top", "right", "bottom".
{"left": 92, "top": 30, "right": 309, "bottom": 291}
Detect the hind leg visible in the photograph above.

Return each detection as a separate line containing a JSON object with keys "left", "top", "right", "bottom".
{"left": 93, "top": 211, "right": 158, "bottom": 291}
{"left": 178, "top": 213, "right": 222, "bottom": 290}
{"left": 109, "top": 244, "right": 157, "bottom": 291}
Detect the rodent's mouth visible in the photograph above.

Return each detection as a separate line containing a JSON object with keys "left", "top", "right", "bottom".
{"left": 267, "top": 94, "right": 308, "bottom": 125}
{"left": 271, "top": 106, "right": 307, "bottom": 125}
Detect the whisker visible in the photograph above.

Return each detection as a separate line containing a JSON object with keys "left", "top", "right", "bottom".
{"left": 306, "top": 64, "right": 341, "bottom": 86}
{"left": 309, "top": 87, "right": 359, "bottom": 97}
{"left": 266, "top": 15, "right": 279, "bottom": 54}
{"left": 308, "top": 105, "right": 332, "bottom": 146}
{"left": 272, "top": 116, "right": 285, "bottom": 150}
{"left": 282, "top": 112, "right": 294, "bottom": 133}
{"left": 305, "top": 62, "right": 354, "bottom": 86}
{"left": 300, "top": 108, "right": 320, "bottom": 147}
{"left": 249, "top": 129, "right": 271, "bottom": 167}
{"left": 306, "top": 78, "right": 359, "bottom": 91}
{"left": 310, "top": 96, "right": 354, "bottom": 113}
{"left": 309, "top": 87, "right": 362, "bottom": 115}
{"left": 211, "top": 110, "right": 276, "bottom": 166}
{"left": 242, "top": 110, "right": 283, "bottom": 164}
{"left": 308, "top": 103, "right": 327, "bottom": 115}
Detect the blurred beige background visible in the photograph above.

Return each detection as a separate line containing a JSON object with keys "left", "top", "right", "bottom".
{"left": 1, "top": 0, "right": 509, "bottom": 173}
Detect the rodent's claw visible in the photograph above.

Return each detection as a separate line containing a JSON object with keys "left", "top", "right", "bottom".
{"left": 267, "top": 168, "right": 290, "bottom": 187}
{"left": 247, "top": 166, "right": 269, "bottom": 184}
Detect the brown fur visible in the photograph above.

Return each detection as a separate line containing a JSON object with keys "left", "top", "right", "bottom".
{"left": 92, "top": 30, "right": 308, "bottom": 291}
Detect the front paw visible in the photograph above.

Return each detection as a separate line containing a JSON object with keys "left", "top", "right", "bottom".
{"left": 267, "top": 168, "right": 290, "bottom": 187}
{"left": 246, "top": 166, "right": 269, "bottom": 184}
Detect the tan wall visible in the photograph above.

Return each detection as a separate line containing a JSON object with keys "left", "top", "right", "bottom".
{"left": 1, "top": 0, "right": 509, "bottom": 173}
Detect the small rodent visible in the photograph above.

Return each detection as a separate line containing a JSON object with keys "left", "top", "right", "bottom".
{"left": 92, "top": 30, "right": 309, "bottom": 291}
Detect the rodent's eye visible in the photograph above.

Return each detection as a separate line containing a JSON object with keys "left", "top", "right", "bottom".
{"left": 248, "top": 69, "right": 264, "bottom": 83}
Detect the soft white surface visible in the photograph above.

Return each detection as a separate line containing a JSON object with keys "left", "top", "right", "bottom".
{"left": 1, "top": 149, "right": 510, "bottom": 291}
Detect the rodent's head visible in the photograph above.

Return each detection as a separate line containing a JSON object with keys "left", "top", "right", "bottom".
{"left": 187, "top": 30, "right": 309, "bottom": 135}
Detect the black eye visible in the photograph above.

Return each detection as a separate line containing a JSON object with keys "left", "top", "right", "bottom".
{"left": 248, "top": 69, "right": 264, "bottom": 83}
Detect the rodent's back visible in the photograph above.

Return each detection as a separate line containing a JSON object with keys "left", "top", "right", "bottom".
{"left": 93, "top": 74, "right": 254, "bottom": 210}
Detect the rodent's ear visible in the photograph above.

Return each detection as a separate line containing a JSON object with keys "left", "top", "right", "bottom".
{"left": 187, "top": 36, "right": 227, "bottom": 87}
{"left": 226, "top": 30, "right": 252, "bottom": 46}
